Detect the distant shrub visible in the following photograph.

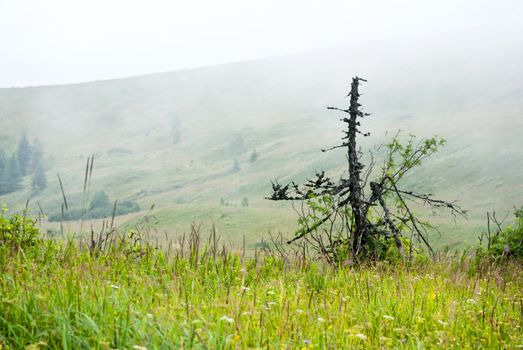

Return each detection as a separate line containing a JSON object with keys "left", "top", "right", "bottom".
{"left": 48, "top": 193, "right": 141, "bottom": 222}
{"left": 249, "top": 149, "right": 258, "bottom": 162}
{"left": 232, "top": 158, "right": 240, "bottom": 173}
{"left": 116, "top": 200, "right": 140, "bottom": 216}
{"left": 89, "top": 191, "right": 111, "bottom": 212}
{"left": 479, "top": 206, "right": 523, "bottom": 260}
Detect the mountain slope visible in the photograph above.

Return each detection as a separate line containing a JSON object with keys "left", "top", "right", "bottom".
{"left": 1, "top": 33, "right": 522, "bottom": 248}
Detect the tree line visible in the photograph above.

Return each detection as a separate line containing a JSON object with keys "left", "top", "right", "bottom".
{"left": 47, "top": 190, "right": 141, "bottom": 222}
{"left": 0, "top": 135, "right": 47, "bottom": 196}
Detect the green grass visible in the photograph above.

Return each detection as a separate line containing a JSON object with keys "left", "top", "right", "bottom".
{"left": 0, "top": 229, "right": 521, "bottom": 349}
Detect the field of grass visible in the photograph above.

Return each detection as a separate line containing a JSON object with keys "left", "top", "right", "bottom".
{"left": 2, "top": 33, "right": 523, "bottom": 350}
{"left": 0, "top": 221, "right": 522, "bottom": 350}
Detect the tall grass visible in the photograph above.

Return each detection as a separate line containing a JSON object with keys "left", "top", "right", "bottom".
{"left": 0, "top": 223, "right": 521, "bottom": 349}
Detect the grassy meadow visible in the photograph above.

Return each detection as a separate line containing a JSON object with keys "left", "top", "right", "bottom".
{"left": 1, "top": 35, "right": 523, "bottom": 350}
{"left": 0, "top": 221, "right": 522, "bottom": 349}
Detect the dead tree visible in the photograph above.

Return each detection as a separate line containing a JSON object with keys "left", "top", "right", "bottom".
{"left": 267, "top": 77, "right": 466, "bottom": 263}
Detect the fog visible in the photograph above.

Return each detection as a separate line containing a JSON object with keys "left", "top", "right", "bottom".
{"left": 1, "top": 0, "right": 522, "bottom": 87}
{"left": 0, "top": 1, "right": 522, "bottom": 247}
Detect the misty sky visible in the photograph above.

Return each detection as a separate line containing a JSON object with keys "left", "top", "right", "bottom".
{"left": 1, "top": 0, "right": 522, "bottom": 87}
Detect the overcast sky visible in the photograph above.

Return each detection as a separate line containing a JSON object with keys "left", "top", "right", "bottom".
{"left": 0, "top": 0, "right": 521, "bottom": 87}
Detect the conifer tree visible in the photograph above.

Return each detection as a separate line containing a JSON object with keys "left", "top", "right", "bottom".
{"left": 232, "top": 158, "right": 241, "bottom": 173}
{"left": 0, "top": 150, "right": 5, "bottom": 185}
{"left": 17, "top": 134, "right": 32, "bottom": 176}
{"left": 1, "top": 155, "right": 22, "bottom": 194}
{"left": 31, "top": 161, "right": 47, "bottom": 194}
{"left": 30, "top": 138, "right": 47, "bottom": 194}
{"left": 249, "top": 149, "right": 258, "bottom": 162}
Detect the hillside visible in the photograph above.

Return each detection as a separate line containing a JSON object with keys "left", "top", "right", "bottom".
{"left": 0, "top": 33, "right": 522, "bottom": 249}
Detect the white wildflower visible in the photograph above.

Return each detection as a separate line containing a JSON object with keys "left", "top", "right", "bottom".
{"left": 383, "top": 315, "right": 394, "bottom": 321}
{"left": 110, "top": 284, "right": 120, "bottom": 290}
{"left": 241, "top": 286, "right": 250, "bottom": 292}
{"left": 437, "top": 320, "right": 448, "bottom": 326}
{"left": 466, "top": 298, "right": 476, "bottom": 304}
{"left": 132, "top": 346, "right": 147, "bottom": 350}
{"left": 267, "top": 290, "right": 276, "bottom": 295}
{"left": 219, "top": 315, "right": 234, "bottom": 324}
{"left": 355, "top": 333, "right": 367, "bottom": 340}
{"left": 296, "top": 309, "right": 304, "bottom": 314}
{"left": 317, "top": 317, "right": 325, "bottom": 323}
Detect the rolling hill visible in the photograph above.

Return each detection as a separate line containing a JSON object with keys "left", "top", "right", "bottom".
{"left": 1, "top": 32, "right": 522, "bottom": 249}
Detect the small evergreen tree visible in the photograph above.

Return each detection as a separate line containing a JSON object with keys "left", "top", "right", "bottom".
{"left": 30, "top": 139, "right": 47, "bottom": 194}
{"left": 170, "top": 113, "right": 182, "bottom": 144}
{"left": 249, "top": 149, "right": 258, "bottom": 162}
{"left": 30, "top": 139, "right": 44, "bottom": 171}
{"left": 241, "top": 197, "right": 249, "bottom": 207}
{"left": 232, "top": 158, "right": 240, "bottom": 173}
{"left": 0, "top": 150, "right": 5, "bottom": 185}
{"left": 1, "top": 155, "right": 22, "bottom": 194}
{"left": 31, "top": 162, "right": 47, "bottom": 194}
{"left": 16, "top": 134, "right": 32, "bottom": 176}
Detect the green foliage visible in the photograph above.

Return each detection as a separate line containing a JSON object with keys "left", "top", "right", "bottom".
{"left": 384, "top": 134, "right": 445, "bottom": 180}
{"left": 0, "top": 206, "right": 41, "bottom": 251}
{"left": 479, "top": 207, "right": 523, "bottom": 259}
{"left": 89, "top": 190, "right": 111, "bottom": 212}
{"left": 116, "top": 200, "right": 141, "bottom": 215}
{"left": 295, "top": 194, "right": 335, "bottom": 235}
{"left": 0, "top": 222, "right": 521, "bottom": 349}
{"left": 241, "top": 197, "right": 249, "bottom": 207}
{"left": 294, "top": 194, "right": 409, "bottom": 263}
{"left": 0, "top": 137, "right": 48, "bottom": 196}
{"left": 268, "top": 79, "right": 458, "bottom": 261}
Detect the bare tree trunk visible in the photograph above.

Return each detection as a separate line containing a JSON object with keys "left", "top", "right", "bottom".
{"left": 346, "top": 77, "right": 367, "bottom": 256}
